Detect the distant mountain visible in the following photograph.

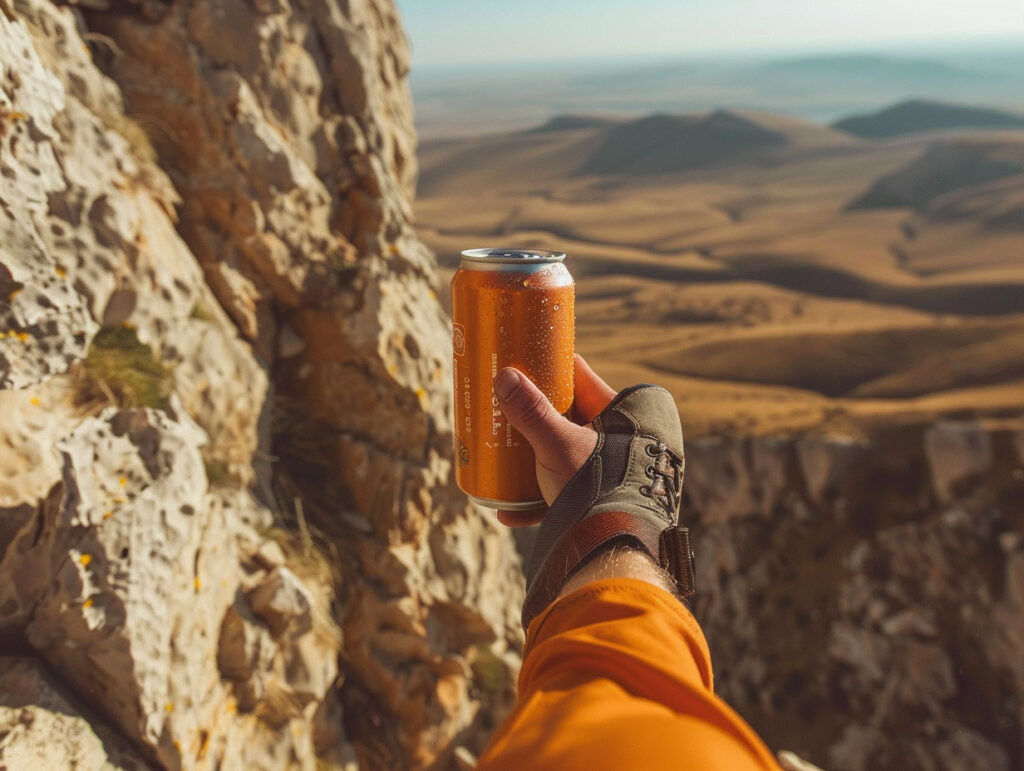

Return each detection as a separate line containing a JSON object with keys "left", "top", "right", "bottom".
{"left": 418, "top": 108, "right": 856, "bottom": 194}
{"left": 580, "top": 111, "right": 788, "bottom": 175}
{"left": 848, "top": 139, "right": 1024, "bottom": 224}
{"left": 526, "top": 115, "right": 616, "bottom": 133}
{"left": 834, "top": 99, "right": 1024, "bottom": 139}
{"left": 759, "top": 54, "right": 977, "bottom": 84}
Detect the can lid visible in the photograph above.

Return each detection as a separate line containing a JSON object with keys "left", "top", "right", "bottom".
{"left": 461, "top": 247, "right": 566, "bottom": 264}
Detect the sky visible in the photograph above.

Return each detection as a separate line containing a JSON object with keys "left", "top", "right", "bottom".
{"left": 396, "top": 0, "right": 1024, "bottom": 68}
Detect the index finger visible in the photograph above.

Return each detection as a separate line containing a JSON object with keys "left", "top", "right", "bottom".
{"left": 572, "top": 354, "right": 617, "bottom": 424}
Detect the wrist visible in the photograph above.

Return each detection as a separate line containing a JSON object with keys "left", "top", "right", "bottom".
{"left": 557, "top": 542, "right": 676, "bottom": 599}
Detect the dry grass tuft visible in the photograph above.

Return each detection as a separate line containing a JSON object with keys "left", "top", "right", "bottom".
{"left": 257, "top": 677, "right": 305, "bottom": 728}
{"left": 203, "top": 459, "right": 232, "bottom": 487}
{"left": 263, "top": 525, "right": 344, "bottom": 652}
{"left": 74, "top": 326, "right": 173, "bottom": 412}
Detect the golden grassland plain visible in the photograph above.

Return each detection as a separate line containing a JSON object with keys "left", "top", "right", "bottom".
{"left": 416, "top": 110, "right": 1024, "bottom": 438}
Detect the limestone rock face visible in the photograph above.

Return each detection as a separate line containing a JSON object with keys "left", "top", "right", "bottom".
{"left": 77, "top": 0, "right": 523, "bottom": 765}
{"left": 0, "top": 403, "right": 342, "bottom": 770}
{"left": 1, "top": 0, "right": 265, "bottom": 482}
{"left": 0, "top": 657, "right": 149, "bottom": 770}
{"left": 924, "top": 421, "right": 994, "bottom": 503}
{"left": 1, "top": 0, "right": 521, "bottom": 769}
{"left": 687, "top": 422, "right": 1024, "bottom": 771}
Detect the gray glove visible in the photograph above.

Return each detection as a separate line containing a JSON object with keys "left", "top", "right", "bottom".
{"left": 522, "top": 384, "right": 695, "bottom": 630}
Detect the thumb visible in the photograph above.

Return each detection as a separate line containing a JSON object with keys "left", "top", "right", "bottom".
{"left": 493, "top": 368, "right": 584, "bottom": 461}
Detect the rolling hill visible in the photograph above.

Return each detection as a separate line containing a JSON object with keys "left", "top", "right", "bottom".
{"left": 579, "top": 111, "right": 788, "bottom": 175}
{"left": 418, "top": 109, "right": 857, "bottom": 196}
{"left": 834, "top": 99, "right": 1024, "bottom": 139}
{"left": 848, "top": 138, "right": 1024, "bottom": 218}
{"left": 415, "top": 108, "right": 1024, "bottom": 436}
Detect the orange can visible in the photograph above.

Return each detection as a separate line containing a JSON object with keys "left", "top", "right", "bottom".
{"left": 451, "top": 248, "right": 575, "bottom": 510}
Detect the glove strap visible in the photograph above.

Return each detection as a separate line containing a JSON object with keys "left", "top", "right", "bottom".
{"left": 522, "top": 511, "right": 696, "bottom": 630}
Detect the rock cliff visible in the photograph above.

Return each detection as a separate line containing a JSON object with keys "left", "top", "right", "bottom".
{"left": 686, "top": 420, "right": 1024, "bottom": 771}
{"left": 1, "top": 0, "right": 520, "bottom": 769}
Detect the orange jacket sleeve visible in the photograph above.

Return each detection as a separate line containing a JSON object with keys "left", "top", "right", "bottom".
{"left": 477, "top": 579, "right": 781, "bottom": 771}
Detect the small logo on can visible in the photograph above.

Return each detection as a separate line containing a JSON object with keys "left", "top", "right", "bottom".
{"left": 453, "top": 323, "right": 466, "bottom": 356}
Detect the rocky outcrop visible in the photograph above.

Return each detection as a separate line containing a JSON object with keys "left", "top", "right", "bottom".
{"left": 1, "top": 1, "right": 521, "bottom": 769}
{"left": 687, "top": 420, "right": 1024, "bottom": 771}
{"left": 503, "top": 418, "right": 1023, "bottom": 770}
{"left": 0, "top": 657, "right": 149, "bottom": 768}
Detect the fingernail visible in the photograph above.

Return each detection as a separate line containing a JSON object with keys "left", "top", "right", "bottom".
{"left": 493, "top": 368, "right": 520, "bottom": 401}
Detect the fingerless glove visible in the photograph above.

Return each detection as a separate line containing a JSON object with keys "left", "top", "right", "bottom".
{"left": 522, "top": 384, "right": 695, "bottom": 630}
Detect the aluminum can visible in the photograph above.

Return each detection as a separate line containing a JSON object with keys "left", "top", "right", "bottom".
{"left": 451, "top": 248, "right": 575, "bottom": 510}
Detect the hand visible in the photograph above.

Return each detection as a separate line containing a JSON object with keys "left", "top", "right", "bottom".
{"left": 491, "top": 354, "right": 617, "bottom": 527}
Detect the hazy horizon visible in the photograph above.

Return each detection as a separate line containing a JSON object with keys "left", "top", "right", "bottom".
{"left": 397, "top": 0, "right": 1024, "bottom": 69}
{"left": 408, "top": 42, "right": 1024, "bottom": 139}
{"left": 407, "top": 34, "right": 1024, "bottom": 76}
